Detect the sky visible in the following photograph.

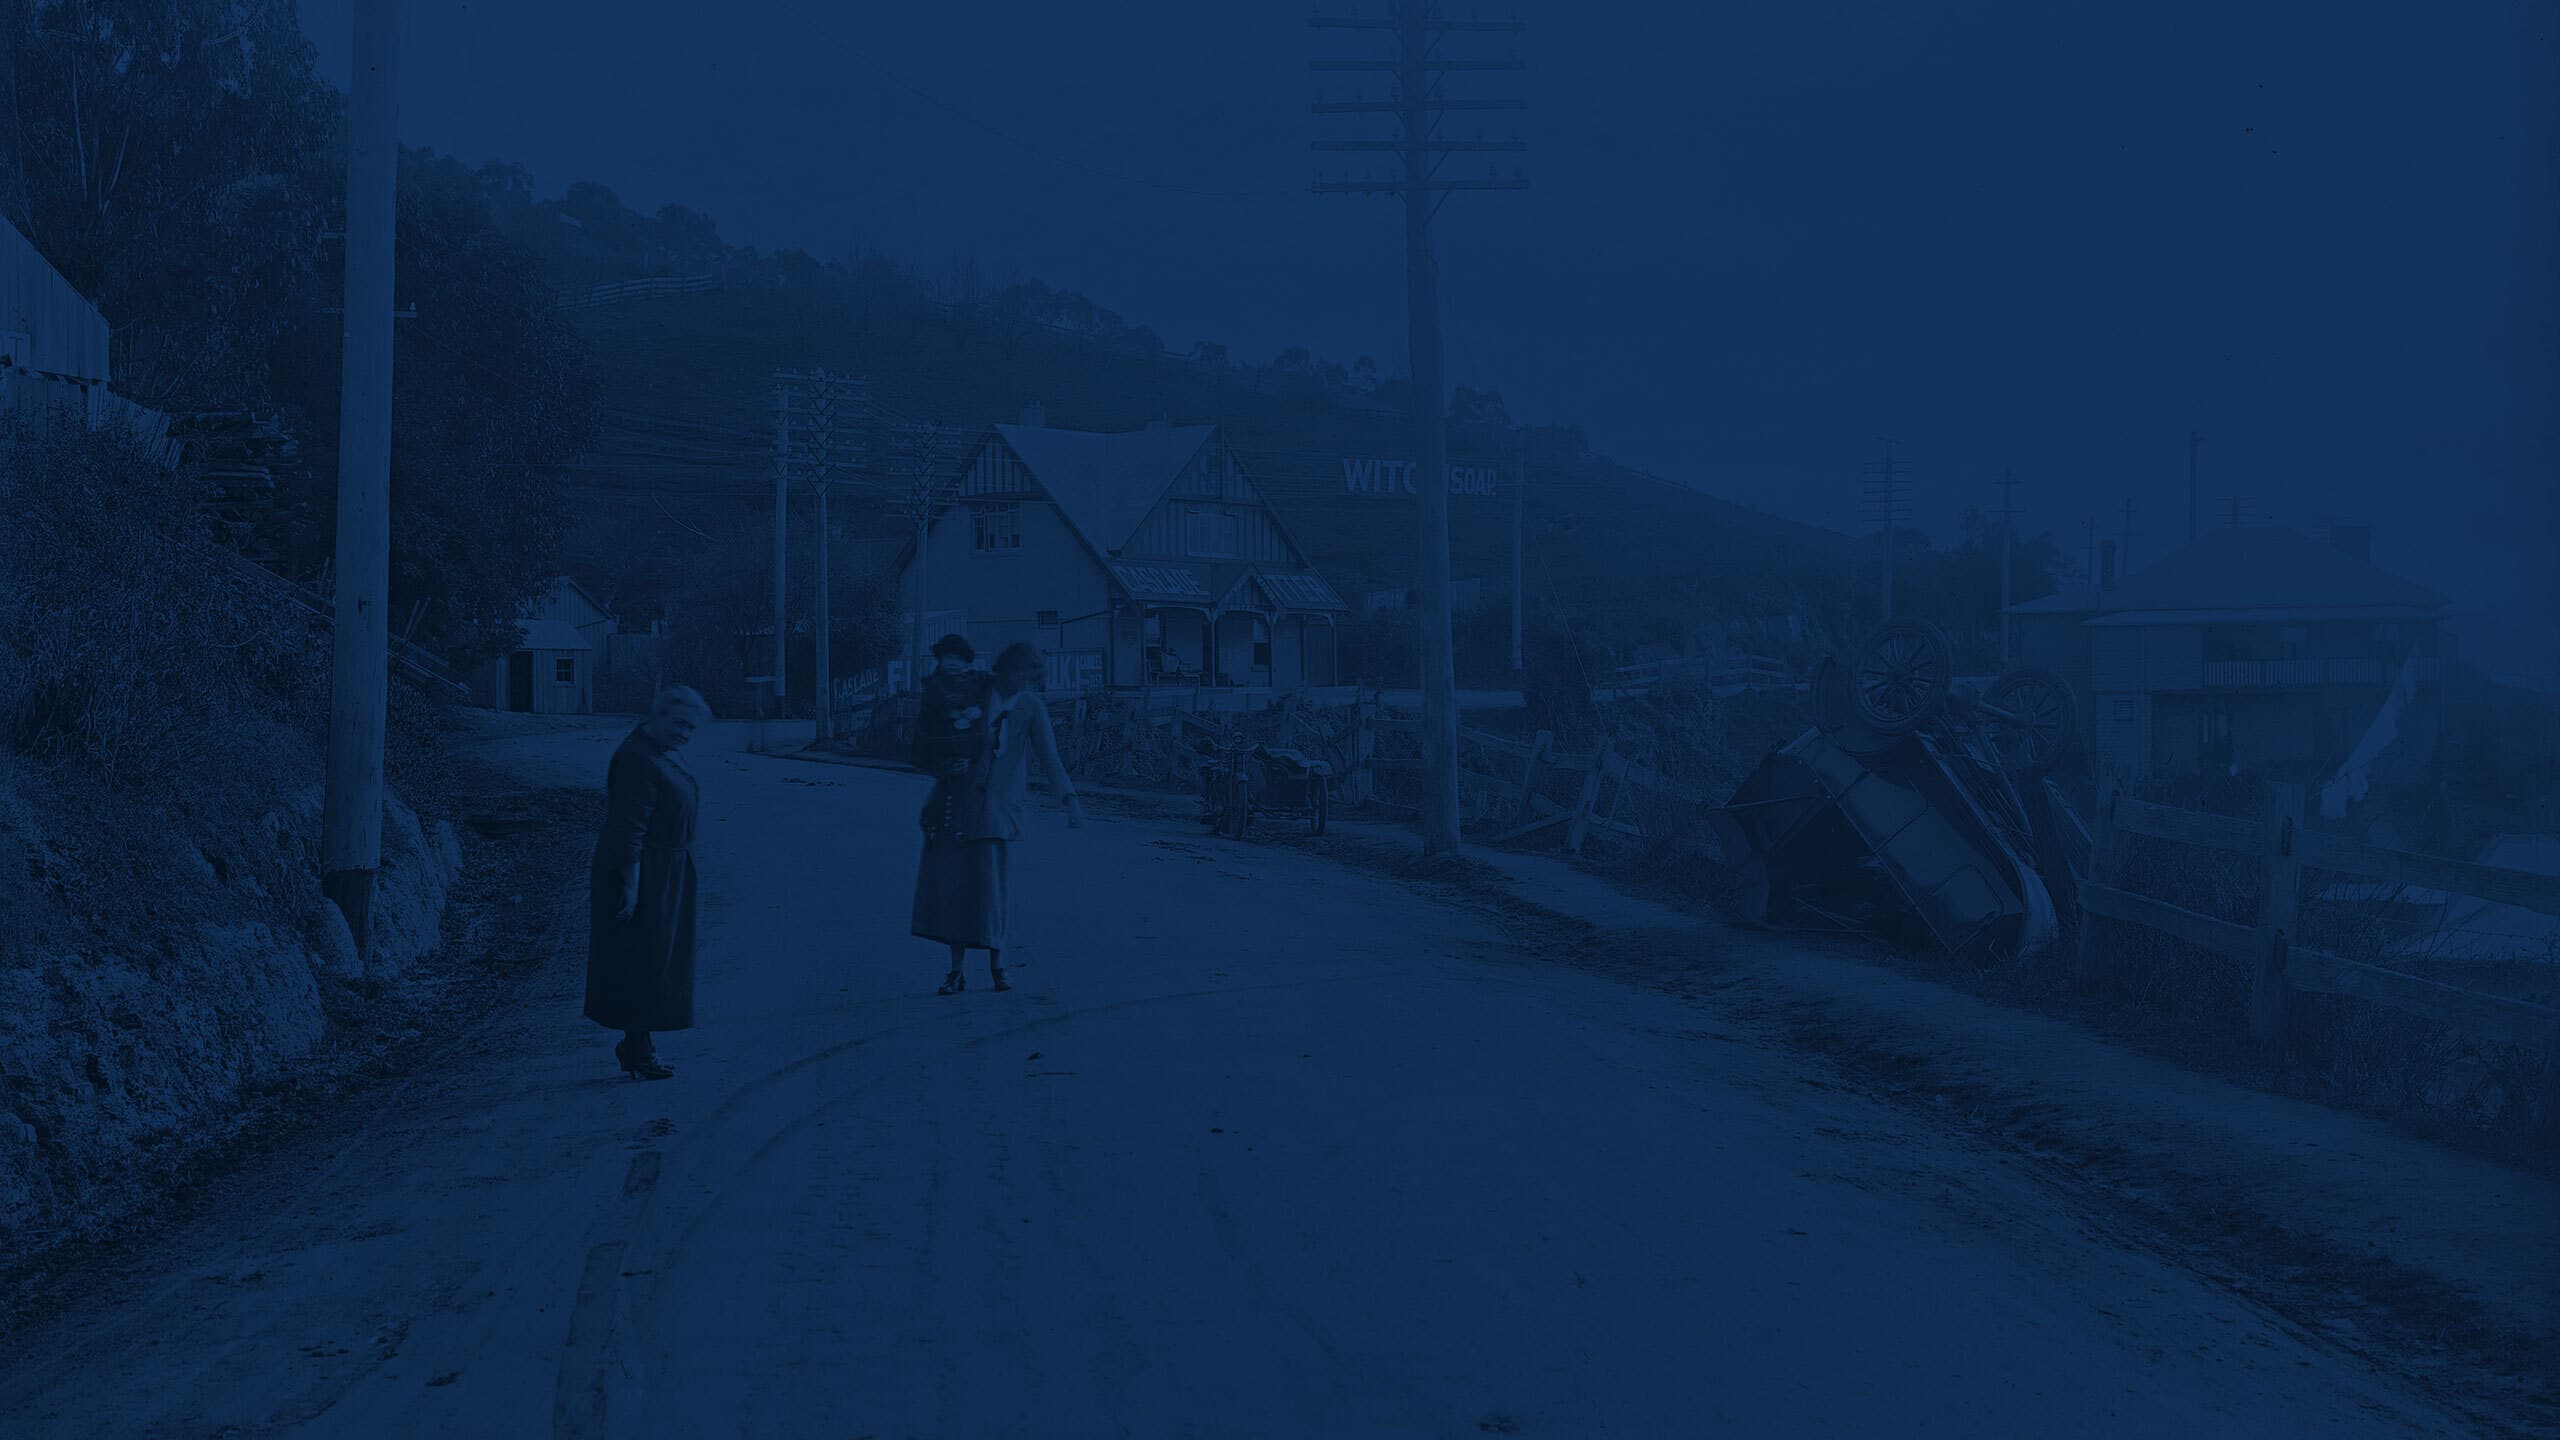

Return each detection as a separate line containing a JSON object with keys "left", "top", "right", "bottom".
{"left": 300, "top": 1, "right": 2559, "bottom": 684}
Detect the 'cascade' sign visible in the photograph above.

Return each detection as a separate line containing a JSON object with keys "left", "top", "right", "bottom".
{"left": 1343, "top": 459, "right": 1502, "bottom": 498}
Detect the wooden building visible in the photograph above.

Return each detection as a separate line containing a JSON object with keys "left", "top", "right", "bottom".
{"left": 2009, "top": 527, "right": 2451, "bottom": 785}
{"left": 473, "top": 577, "right": 617, "bottom": 714}
{"left": 900, "top": 416, "right": 1350, "bottom": 692}
{"left": 2, "top": 215, "right": 170, "bottom": 456}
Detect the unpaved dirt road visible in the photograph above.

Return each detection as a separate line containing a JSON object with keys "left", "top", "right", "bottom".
{"left": 0, "top": 717, "right": 2487, "bottom": 1437}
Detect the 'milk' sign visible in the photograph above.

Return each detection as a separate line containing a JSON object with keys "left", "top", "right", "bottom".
{"left": 1343, "top": 459, "right": 1503, "bottom": 498}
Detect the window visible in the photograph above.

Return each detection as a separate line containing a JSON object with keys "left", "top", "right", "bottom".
{"left": 1252, "top": 616, "right": 1272, "bottom": 672}
{"left": 1185, "top": 504, "right": 1240, "bottom": 559}
{"left": 973, "top": 502, "right": 1023, "bottom": 552}
{"left": 554, "top": 657, "right": 576, "bottom": 684}
{"left": 1036, "top": 610, "right": 1060, "bottom": 630}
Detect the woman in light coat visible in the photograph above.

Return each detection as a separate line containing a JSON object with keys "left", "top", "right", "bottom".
{"left": 911, "top": 642, "right": 1083, "bottom": 994}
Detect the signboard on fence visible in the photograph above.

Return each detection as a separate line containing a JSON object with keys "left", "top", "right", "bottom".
{"left": 1342, "top": 459, "right": 1504, "bottom": 498}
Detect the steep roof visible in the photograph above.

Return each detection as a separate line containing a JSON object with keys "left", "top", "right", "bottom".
{"left": 2100, "top": 527, "right": 2448, "bottom": 616}
{"left": 540, "top": 575, "right": 617, "bottom": 625}
{"left": 993, "top": 422, "right": 1216, "bottom": 558}
{"left": 513, "top": 618, "right": 594, "bottom": 652}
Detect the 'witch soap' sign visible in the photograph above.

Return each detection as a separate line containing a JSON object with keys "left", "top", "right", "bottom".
{"left": 1342, "top": 459, "right": 1504, "bottom": 498}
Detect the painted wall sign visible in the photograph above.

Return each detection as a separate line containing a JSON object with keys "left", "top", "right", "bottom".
{"left": 1342, "top": 459, "right": 1503, "bottom": 498}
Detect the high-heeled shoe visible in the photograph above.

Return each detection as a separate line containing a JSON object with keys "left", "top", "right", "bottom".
{"left": 988, "top": 964, "right": 1011, "bottom": 993}
{"left": 614, "top": 1038, "right": 674, "bottom": 1081}
{"left": 937, "top": 970, "right": 966, "bottom": 996}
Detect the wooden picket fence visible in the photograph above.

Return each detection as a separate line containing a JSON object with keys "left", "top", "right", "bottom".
{"left": 2078, "top": 781, "right": 2560, "bottom": 1104}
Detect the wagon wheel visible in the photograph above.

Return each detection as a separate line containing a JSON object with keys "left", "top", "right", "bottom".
{"left": 1850, "top": 621, "right": 1953, "bottom": 735}
{"left": 1980, "top": 667, "right": 2075, "bottom": 777}
{"left": 1200, "top": 762, "right": 1226, "bottom": 829}
{"left": 1812, "top": 656, "right": 1899, "bottom": 758}
{"left": 1309, "top": 775, "right": 1330, "bottom": 836}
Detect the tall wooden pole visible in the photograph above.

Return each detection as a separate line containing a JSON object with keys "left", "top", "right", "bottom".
{"left": 1402, "top": 5, "right": 1460, "bottom": 855}
{"left": 1998, "top": 468, "right": 2018, "bottom": 665}
{"left": 809, "top": 371, "right": 834, "bottom": 743}
{"left": 772, "top": 382, "right": 789, "bottom": 706}
{"left": 813, "top": 479, "right": 831, "bottom": 740}
{"left": 2187, "top": 430, "right": 2202, "bottom": 545}
{"left": 1512, "top": 430, "right": 1526, "bottom": 677}
{"left": 321, "top": 0, "right": 400, "bottom": 969}
{"left": 1310, "top": 1, "right": 1527, "bottom": 854}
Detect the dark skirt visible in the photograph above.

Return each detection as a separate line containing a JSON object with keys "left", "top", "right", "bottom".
{"left": 911, "top": 837, "right": 1008, "bottom": 951}
{"left": 585, "top": 847, "right": 699, "bottom": 1032}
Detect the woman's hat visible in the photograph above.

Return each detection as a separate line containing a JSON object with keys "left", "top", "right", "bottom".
{"left": 931, "top": 633, "right": 975, "bottom": 661}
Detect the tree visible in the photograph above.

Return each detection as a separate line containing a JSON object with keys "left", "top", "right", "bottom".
{"left": 655, "top": 203, "right": 724, "bottom": 272}
{"left": 0, "top": 0, "right": 335, "bottom": 406}
{"left": 256, "top": 151, "right": 596, "bottom": 661}
{"left": 1351, "top": 355, "right": 1380, "bottom": 392}
{"left": 1451, "top": 386, "right": 1512, "bottom": 429}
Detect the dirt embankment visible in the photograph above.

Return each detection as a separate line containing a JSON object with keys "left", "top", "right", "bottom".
{"left": 0, "top": 744, "right": 463, "bottom": 1269}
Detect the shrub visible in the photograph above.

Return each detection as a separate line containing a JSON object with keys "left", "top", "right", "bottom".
{"left": 0, "top": 429, "right": 317, "bottom": 786}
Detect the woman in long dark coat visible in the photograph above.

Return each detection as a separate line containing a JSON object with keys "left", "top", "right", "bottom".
{"left": 912, "top": 643, "right": 1082, "bottom": 995}
{"left": 586, "top": 685, "right": 709, "bottom": 1081}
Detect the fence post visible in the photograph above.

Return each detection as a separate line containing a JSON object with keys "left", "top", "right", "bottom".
{"left": 2250, "top": 782, "right": 2306, "bottom": 1054}
{"left": 1566, "top": 740, "right": 1612, "bottom": 855}
{"left": 2073, "top": 778, "right": 2123, "bottom": 982}
{"left": 1517, "top": 730, "right": 1552, "bottom": 821}
{"left": 1348, "top": 702, "right": 1377, "bottom": 806}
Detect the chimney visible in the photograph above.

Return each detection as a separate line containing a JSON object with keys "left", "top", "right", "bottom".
{"left": 2098, "top": 539, "right": 2119, "bottom": 593}
{"left": 1020, "top": 401, "right": 1046, "bottom": 428}
{"left": 2328, "top": 524, "right": 2372, "bottom": 565}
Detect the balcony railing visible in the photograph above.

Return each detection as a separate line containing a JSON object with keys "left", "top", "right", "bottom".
{"left": 2202, "top": 657, "right": 2444, "bottom": 689}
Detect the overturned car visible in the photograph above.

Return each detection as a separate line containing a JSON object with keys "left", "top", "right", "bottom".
{"left": 1711, "top": 622, "right": 2081, "bottom": 964}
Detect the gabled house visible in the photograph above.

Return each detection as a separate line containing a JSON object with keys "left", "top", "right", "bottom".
{"left": 900, "top": 414, "right": 1350, "bottom": 691}
{"left": 2009, "top": 526, "right": 2452, "bottom": 785}
{"left": 473, "top": 576, "right": 618, "bottom": 714}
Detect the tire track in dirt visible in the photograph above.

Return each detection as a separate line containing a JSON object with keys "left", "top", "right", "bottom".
{"left": 562, "top": 972, "right": 1396, "bottom": 1433}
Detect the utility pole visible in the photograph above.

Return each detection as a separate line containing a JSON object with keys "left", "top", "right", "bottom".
{"left": 1996, "top": 468, "right": 2020, "bottom": 665}
{"left": 2085, "top": 516, "right": 2097, "bottom": 589}
{"left": 892, "top": 420, "right": 966, "bottom": 692}
{"left": 1512, "top": 429, "right": 1527, "bottom": 676}
{"left": 812, "top": 381, "right": 832, "bottom": 742}
{"left": 771, "top": 381, "right": 790, "bottom": 712}
{"left": 1312, "top": 1, "right": 1529, "bottom": 858}
{"left": 776, "top": 369, "right": 864, "bottom": 742}
{"left": 1859, "top": 441, "right": 1909, "bottom": 623}
{"left": 320, "top": 0, "right": 399, "bottom": 970}
{"left": 2187, "top": 431, "right": 2202, "bottom": 545}
{"left": 2119, "top": 496, "right": 2139, "bottom": 576}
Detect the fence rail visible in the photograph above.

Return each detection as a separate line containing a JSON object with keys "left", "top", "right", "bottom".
{"left": 210, "top": 548, "right": 467, "bottom": 697}
{"left": 2201, "top": 656, "right": 2448, "bottom": 689}
{"left": 2081, "top": 780, "right": 2560, "bottom": 1085}
{"left": 551, "top": 273, "right": 722, "bottom": 312}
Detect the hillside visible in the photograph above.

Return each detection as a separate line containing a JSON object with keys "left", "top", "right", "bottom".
{"left": 556, "top": 283, "right": 1861, "bottom": 662}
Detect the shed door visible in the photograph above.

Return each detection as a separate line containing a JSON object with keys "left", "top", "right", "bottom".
{"left": 507, "top": 651, "right": 534, "bottom": 711}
